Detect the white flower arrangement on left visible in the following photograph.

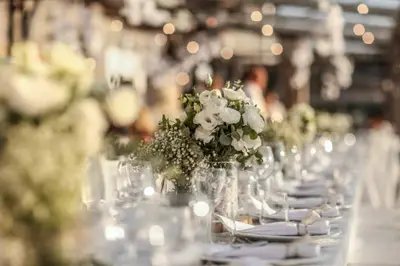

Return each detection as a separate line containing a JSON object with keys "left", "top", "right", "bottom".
{"left": 0, "top": 42, "right": 139, "bottom": 155}
{"left": 0, "top": 42, "right": 139, "bottom": 266}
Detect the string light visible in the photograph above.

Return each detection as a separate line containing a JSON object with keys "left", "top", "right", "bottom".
{"left": 163, "top": 23, "right": 175, "bottom": 35}
{"left": 220, "top": 47, "right": 234, "bottom": 60}
{"left": 250, "top": 11, "right": 263, "bottom": 22}
{"left": 110, "top": 20, "right": 123, "bottom": 32}
{"left": 362, "top": 32, "right": 374, "bottom": 44}
{"left": 187, "top": 41, "right": 199, "bottom": 54}
{"left": 154, "top": 33, "right": 167, "bottom": 46}
{"left": 357, "top": 3, "right": 369, "bottom": 14}
{"left": 353, "top": 24, "right": 365, "bottom": 36}
{"left": 271, "top": 43, "right": 283, "bottom": 55}
{"left": 262, "top": 24, "right": 274, "bottom": 36}
{"left": 176, "top": 72, "right": 190, "bottom": 86}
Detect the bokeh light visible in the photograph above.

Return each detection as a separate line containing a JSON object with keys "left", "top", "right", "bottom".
{"left": 357, "top": 3, "right": 369, "bottom": 14}
{"left": 251, "top": 11, "right": 263, "bottom": 22}
{"left": 176, "top": 72, "right": 190, "bottom": 86}
{"left": 220, "top": 47, "right": 234, "bottom": 60}
{"left": 353, "top": 24, "right": 365, "bottom": 36}
{"left": 362, "top": 32, "right": 374, "bottom": 44}
{"left": 163, "top": 23, "right": 175, "bottom": 35}
{"left": 187, "top": 41, "right": 199, "bottom": 54}
{"left": 262, "top": 24, "right": 274, "bottom": 36}
{"left": 262, "top": 3, "right": 276, "bottom": 15}
{"left": 271, "top": 43, "right": 283, "bottom": 55}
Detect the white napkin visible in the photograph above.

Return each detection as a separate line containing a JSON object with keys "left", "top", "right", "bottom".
{"left": 266, "top": 207, "right": 340, "bottom": 221}
{"left": 287, "top": 187, "right": 330, "bottom": 197}
{"left": 218, "top": 216, "right": 330, "bottom": 236}
{"left": 271, "top": 196, "right": 324, "bottom": 209}
{"left": 239, "top": 221, "right": 330, "bottom": 236}
{"left": 208, "top": 243, "right": 321, "bottom": 260}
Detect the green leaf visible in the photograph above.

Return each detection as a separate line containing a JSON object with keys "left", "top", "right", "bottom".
{"left": 219, "top": 132, "right": 232, "bottom": 146}
{"left": 255, "top": 151, "right": 263, "bottom": 159}
{"left": 182, "top": 97, "right": 188, "bottom": 103}
{"left": 194, "top": 103, "right": 201, "bottom": 113}
{"left": 243, "top": 126, "right": 252, "bottom": 135}
{"left": 232, "top": 131, "right": 241, "bottom": 140}
{"left": 249, "top": 130, "right": 258, "bottom": 140}
{"left": 206, "top": 74, "right": 213, "bottom": 88}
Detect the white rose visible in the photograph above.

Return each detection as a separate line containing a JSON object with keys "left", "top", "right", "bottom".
{"left": 48, "top": 42, "right": 88, "bottom": 76}
{"left": 11, "top": 42, "right": 50, "bottom": 75}
{"left": 243, "top": 135, "right": 262, "bottom": 150}
{"left": 242, "top": 106, "right": 265, "bottom": 133}
{"left": 5, "top": 74, "right": 69, "bottom": 116}
{"left": 223, "top": 88, "right": 247, "bottom": 101}
{"left": 199, "top": 89, "right": 227, "bottom": 114}
{"left": 193, "top": 110, "right": 220, "bottom": 131}
{"left": 199, "top": 89, "right": 221, "bottom": 105}
{"left": 194, "top": 126, "right": 214, "bottom": 143}
{"left": 106, "top": 88, "right": 140, "bottom": 126}
{"left": 219, "top": 107, "right": 241, "bottom": 124}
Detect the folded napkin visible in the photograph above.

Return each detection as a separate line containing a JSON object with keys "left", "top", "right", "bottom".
{"left": 273, "top": 196, "right": 324, "bottom": 209}
{"left": 239, "top": 221, "right": 330, "bottom": 236}
{"left": 286, "top": 187, "right": 330, "bottom": 197}
{"left": 209, "top": 242, "right": 321, "bottom": 260}
{"left": 266, "top": 207, "right": 340, "bottom": 221}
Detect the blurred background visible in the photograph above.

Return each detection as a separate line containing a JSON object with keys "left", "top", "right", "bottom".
{"left": 1, "top": 0, "right": 399, "bottom": 137}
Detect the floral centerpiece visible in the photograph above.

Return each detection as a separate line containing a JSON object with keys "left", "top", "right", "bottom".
{"left": 0, "top": 42, "right": 138, "bottom": 266}
{"left": 137, "top": 78, "right": 265, "bottom": 192}
{"left": 316, "top": 111, "right": 353, "bottom": 135}
{"left": 262, "top": 119, "right": 303, "bottom": 149}
{"left": 287, "top": 103, "right": 317, "bottom": 144}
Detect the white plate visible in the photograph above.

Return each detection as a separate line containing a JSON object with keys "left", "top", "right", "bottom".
{"left": 234, "top": 229, "right": 341, "bottom": 242}
{"left": 202, "top": 255, "right": 329, "bottom": 265}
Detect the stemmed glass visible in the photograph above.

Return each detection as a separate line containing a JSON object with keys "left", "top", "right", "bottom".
{"left": 116, "top": 157, "right": 156, "bottom": 208}
{"left": 193, "top": 162, "right": 238, "bottom": 243}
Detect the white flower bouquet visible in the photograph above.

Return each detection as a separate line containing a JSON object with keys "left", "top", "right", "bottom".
{"left": 287, "top": 103, "right": 317, "bottom": 144}
{"left": 0, "top": 42, "right": 139, "bottom": 266}
{"left": 137, "top": 79, "right": 265, "bottom": 192}
{"left": 262, "top": 119, "right": 303, "bottom": 149}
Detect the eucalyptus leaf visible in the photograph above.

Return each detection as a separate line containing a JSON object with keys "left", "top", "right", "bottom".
{"left": 249, "top": 130, "right": 258, "bottom": 140}
{"left": 219, "top": 133, "right": 232, "bottom": 146}
{"left": 232, "top": 131, "right": 241, "bottom": 140}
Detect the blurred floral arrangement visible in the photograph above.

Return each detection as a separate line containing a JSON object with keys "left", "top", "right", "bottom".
{"left": 316, "top": 111, "right": 353, "bottom": 134}
{"left": 262, "top": 103, "right": 317, "bottom": 148}
{"left": 0, "top": 42, "right": 138, "bottom": 266}
{"left": 136, "top": 78, "right": 265, "bottom": 192}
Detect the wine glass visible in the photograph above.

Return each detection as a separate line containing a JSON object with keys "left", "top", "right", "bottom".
{"left": 116, "top": 158, "right": 156, "bottom": 208}
{"left": 193, "top": 162, "right": 238, "bottom": 243}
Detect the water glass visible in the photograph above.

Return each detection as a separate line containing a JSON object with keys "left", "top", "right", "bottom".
{"left": 194, "top": 162, "right": 238, "bottom": 243}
